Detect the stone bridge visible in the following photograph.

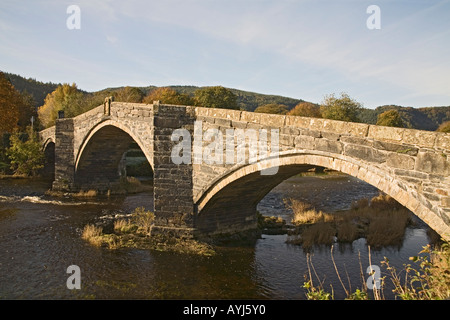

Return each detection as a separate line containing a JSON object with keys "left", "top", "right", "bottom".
{"left": 39, "top": 100, "right": 450, "bottom": 241}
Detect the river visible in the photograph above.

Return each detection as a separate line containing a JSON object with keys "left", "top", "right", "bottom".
{"left": 0, "top": 174, "right": 434, "bottom": 300}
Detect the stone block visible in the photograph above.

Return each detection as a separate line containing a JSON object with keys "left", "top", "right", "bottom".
{"left": 285, "top": 115, "right": 311, "bottom": 128}
{"left": 415, "top": 151, "right": 450, "bottom": 175}
{"left": 298, "top": 128, "right": 321, "bottom": 138}
{"left": 340, "top": 135, "right": 372, "bottom": 146}
{"left": 435, "top": 133, "right": 450, "bottom": 150}
{"left": 315, "top": 138, "right": 343, "bottom": 154}
{"left": 372, "top": 140, "right": 418, "bottom": 155}
{"left": 320, "top": 131, "right": 340, "bottom": 141}
{"left": 386, "top": 153, "right": 415, "bottom": 170}
{"left": 344, "top": 144, "right": 387, "bottom": 163}
{"left": 294, "top": 135, "right": 316, "bottom": 150}
{"left": 240, "top": 111, "right": 260, "bottom": 124}
{"left": 343, "top": 122, "right": 369, "bottom": 137}
{"left": 214, "top": 118, "right": 231, "bottom": 127}
{"left": 258, "top": 113, "right": 286, "bottom": 127}
{"left": 402, "top": 129, "right": 437, "bottom": 148}
{"left": 441, "top": 197, "right": 450, "bottom": 207}
{"left": 368, "top": 125, "right": 404, "bottom": 142}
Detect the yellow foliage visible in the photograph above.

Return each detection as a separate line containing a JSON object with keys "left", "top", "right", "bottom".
{"left": 0, "top": 72, "right": 20, "bottom": 134}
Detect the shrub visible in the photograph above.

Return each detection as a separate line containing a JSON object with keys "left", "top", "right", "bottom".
{"left": 6, "top": 127, "right": 44, "bottom": 176}
{"left": 131, "top": 207, "right": 155, "bottom": 235}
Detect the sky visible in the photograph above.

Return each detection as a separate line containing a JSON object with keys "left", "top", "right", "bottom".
{"left": 1, "top": 0, "right": 449, "bottom": 109}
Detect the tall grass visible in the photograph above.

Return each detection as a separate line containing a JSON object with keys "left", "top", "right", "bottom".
{"left": 285, "top": 193, "right": 412, "bottom": 249}
{"left": 81, "top": 224, "right": 103, "bottom": 246}
{"left": 113, "top": 206, "right": 154, "bottom": 236}
{"left": 383, "top": 243, "right": 450, "bottom": 299}
{"left": 304, "top": 243, "right": 450, "bottom": 300}
{"left": 283, "top": 199, "right": 333, "bottom": 225}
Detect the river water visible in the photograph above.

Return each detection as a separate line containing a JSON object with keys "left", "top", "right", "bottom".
{"left": 0, "top": 174, "right": 434, "bottom": 300}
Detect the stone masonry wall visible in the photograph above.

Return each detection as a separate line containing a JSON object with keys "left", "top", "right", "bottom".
{"left": 52, "top": 118, "right": 75, "bottom": 191}
{"left": 192, "top": 107, "right": 450, "bottom": 239}
{"left": 152, "top": 103, "right": 197, "bottom": 238}
{"left": 41, "top": 103, "right": 450, "bottom": 240}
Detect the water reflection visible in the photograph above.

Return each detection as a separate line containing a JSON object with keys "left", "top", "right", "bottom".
{"left": 0, "top": 174, "right": 435, "bottom": 300}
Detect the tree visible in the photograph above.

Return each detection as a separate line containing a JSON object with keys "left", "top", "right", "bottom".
{"left": 437, "top": 121, "right": 450, "bottom": 133}
{"left": 38, "top": 83, "right": 84, "bottom": 128}
{"left": 288, "top": 102, "right": 321, "bottom": 118}
{"left": 0, "top": 72, "right": 21, "bottom": 134}
{"left": 254, "top": 104, "right": 289, "bottom": 114}
{"left": 113, "top": 86, "right": 144, "bottom": 103}
{"left": 142, "top": 87, "right": 194, "bottom": 105}
{"left": 194, "top": 86, "right": 239, "bottom": 110}
{"left": 7, "top": 126, "right": 44, "bottom": 176}
{"left": 17, "top": 90, "right": 38, "bottom": 130}
{"left": 376, "top": 109, "right": 404, "bottom": 128}
{"left": 320, "top": 93, "right": 362, "bottom": 122}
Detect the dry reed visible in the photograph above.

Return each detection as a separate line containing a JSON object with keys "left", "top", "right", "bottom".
{"left": 81, "top": 224, "right": 103, "bottom": 246}
{"left": 285, "top": 192, "right": 413, "bottom": 249}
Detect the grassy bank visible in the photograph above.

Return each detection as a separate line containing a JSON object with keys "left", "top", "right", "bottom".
{"left": 81, "top": 207, "right": 215, "bottom": 256}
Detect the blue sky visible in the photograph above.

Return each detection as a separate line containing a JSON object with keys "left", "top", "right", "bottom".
{"left": 1, "top": 0, "right": 449, "bottom": 108}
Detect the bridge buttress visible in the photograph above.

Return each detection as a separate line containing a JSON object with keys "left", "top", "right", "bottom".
{"left": 151, "top": 104, "right": 197, "bottom": 238}
{"left": 52, "top": 118, "right": 75, "bottom": 191}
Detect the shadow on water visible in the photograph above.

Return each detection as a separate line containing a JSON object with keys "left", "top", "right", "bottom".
{"left": 0, "top": 173, "right": 436, "bottom": 299}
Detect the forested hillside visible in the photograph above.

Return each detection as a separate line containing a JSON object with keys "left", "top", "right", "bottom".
{"left": 2, "top": 71, "right": 449, "bottom": 131}
{"left": 358, "top": 105, "right": 450, "bottom": 131}
{"left": 3, "top": 72, "right": 60, "bottom": 107}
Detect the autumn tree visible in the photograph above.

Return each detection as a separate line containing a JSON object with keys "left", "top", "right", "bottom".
{"left": 254, "top": 104, "right": 289, "bottom": 114}
{"left": 0, "top": 72, "right": 21, "bottom": 134}
{"left": 320, "top": 93, "right": 362, "bottom": 122}
{"left": 376, "top": 109, "right": 404, "bottom": 128}
{"left": 437, "top": 121, "right": 450, "bottom": 133}
{"left": 113, "top": 86, "right": 144, "bottom": 103}
{"left": 38, "top": 83, "right": 84, "bottom": 128}
{"left": 288, "top": 102, "right": 321, "bottom": 118}
{"left": 194, "top": 86, "right": 239, "bottom": 110}
{"left": 142, "top": 87, "right": 194, "bottom": 105}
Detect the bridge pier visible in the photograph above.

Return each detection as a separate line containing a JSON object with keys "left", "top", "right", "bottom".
{"left": 151, "top": 104, "right": 197, "bottom": 238}
{"left": 52, "top": 118, "right": 76, "bottom": 192}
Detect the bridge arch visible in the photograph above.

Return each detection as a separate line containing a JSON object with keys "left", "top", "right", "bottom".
{"left": 42, "top": 139, "right": 55, "bottom": 180}
{"left": 195, "top": 151, "right": 449, "bottom": 238}
{"left": 74, "top": 119, "right": 153, "bottom": 192}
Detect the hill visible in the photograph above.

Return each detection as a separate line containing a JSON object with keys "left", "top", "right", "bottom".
{"left": 358, "top": 105, "right": 450, "bottom": 131}
{"left": 101, "top": 85, "right": 303, "bottom": 112}
{"left": 2, "top": 71, "right": 449, "bottom": 131}
{"left": 3, "top": 72, "right": 60, "bottom": 107}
